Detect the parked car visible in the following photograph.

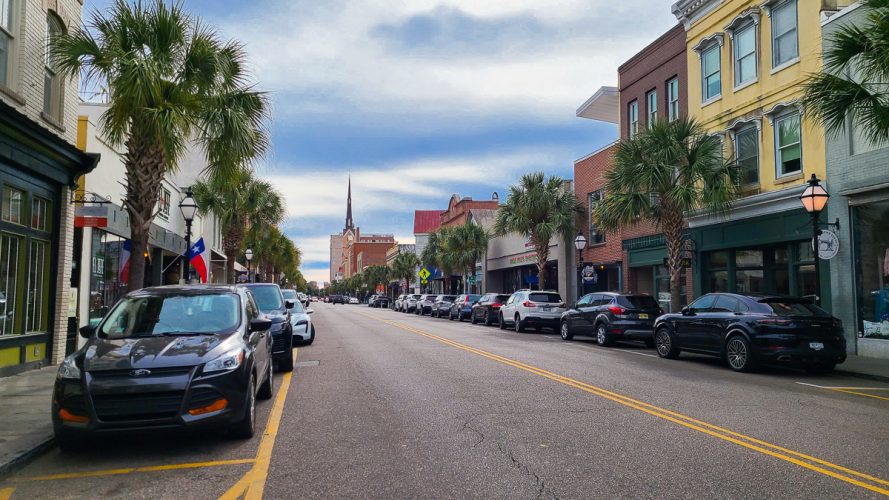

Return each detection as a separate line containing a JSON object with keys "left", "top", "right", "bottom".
{"left": 367, "top": 294, "right": 378, "bottom": 307}
{"left": 239, "top": 283, "right": 295, "bottom": 371}
{"left": 297, "top": 292, "right": 309, "bottom": 307}
{"left": 560, "top": 292, "right": 662, "bottom": 346}
{"left": 653, "top": 293, "right": 847, "bottom": 373}
{"left": 499, "top": 290, "right": 566, "bottom": 332}
{"left": 405, "top": 294, "right": 422, "bottom": 313}
{"left": 431, "top": 295, "right": 457, "bottom": 318}
{"left": 349, "top": 297, "right": 360, "bottom": 305}
{"left": 471, "top": 293, "right": 511, "bottom": 326}
{"left": 416, "top": 295, "right": 438, "bottom": 315}
{"left": 53, "top": 286, "right": 275, "bottom": 449}
{"left": 371, "top": 295, "right": 390, "bottom": 308}
{"left": 449, "top": 294, "right": 481, "bottom": 321}
{"left": 331, "top": 295, "right": 345, "bottom": 305}
{"left": 289, "top": 298, "right": 315, "bottom": 346}
{"left": 394, "top": 295, "right": 406, "bottom": 311}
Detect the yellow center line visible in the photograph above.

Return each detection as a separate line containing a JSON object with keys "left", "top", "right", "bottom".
{"left": 0, "top": 487, "right": 14, "bottom": 500}
{"left": 11, "top": 459, "right": 256, "bottom": 482}
{"left": 219, "top": 349, "right": 298, "bottom": 500}
{"left": 361, "top": 313, "right": 889, "bottom": 496}
{"left": 831, "top": 389, "right": 889, "bottom": 402}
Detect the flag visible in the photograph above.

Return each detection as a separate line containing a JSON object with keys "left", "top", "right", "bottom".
{"left": 188, "top": 237, "right": 210, "bottom": 283}
{"left": 120, "top": 240, "right": 132, "bottom": 284}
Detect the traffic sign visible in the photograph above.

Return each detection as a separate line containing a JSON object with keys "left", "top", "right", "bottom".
{"left": 467, "top": 276, "right": 476, "bottom": 284}
{"left": 418, "top": 268, "right": 430, "bottom": 280}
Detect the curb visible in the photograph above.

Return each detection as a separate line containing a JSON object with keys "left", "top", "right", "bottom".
{"left": 0, "top": 436, "right": 55, "bottom": 480}
{"left": 834, "top": 369, "right": 889, "bottom": 385}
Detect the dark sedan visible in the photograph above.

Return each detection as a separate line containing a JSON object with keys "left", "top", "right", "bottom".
{"left": 370, "top": 295, "right": 390, "bottom": 308}
{"left": 449, "top": 294, "right": 481, "bottom": 321}
{"left": 53, "top": 286, "right": 275, "bottom": 449}
{"left": 560, "top": 292, "right": 662, "bottom": 346}
{"left": 431, "top": 295, "right": 457, "bottom": 318}
{"left": 239, "top": 283, "right": 295, "bottom": 372}
{"left": 471, "top": 294, "right": 510, "bottom": 326}
{"left": 653, "top": 293, "right": 846, "bottom": 373}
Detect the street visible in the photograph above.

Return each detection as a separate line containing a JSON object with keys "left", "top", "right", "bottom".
{"left": 2, "top": 303, "right": 888, "bottom": 499}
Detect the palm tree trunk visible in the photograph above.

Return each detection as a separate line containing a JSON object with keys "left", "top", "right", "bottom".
{"left": 663, "top": 205, "right": 686, "bottom": 312}
{"left": 123, "top": 131, "right": 167, "bottom": 292}
{"left": 223, "top": 221, "right": 243, "bottom": 284}
{"left": 532, "top": 232, "right": 550, "bottom": 291}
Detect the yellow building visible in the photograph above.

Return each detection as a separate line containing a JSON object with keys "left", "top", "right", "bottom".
{"left": 672, "top": 0, "right": 851, "bottom": 305}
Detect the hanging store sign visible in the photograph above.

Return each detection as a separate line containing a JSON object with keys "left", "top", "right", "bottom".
{"left": 75, "top": 205, "right": 109, "bottom": 228}
{"left": 582, "top": 265, "right": 598, "bottom": 284}
{"left": 815, "top": 230, "right": 840, "bottom": 260}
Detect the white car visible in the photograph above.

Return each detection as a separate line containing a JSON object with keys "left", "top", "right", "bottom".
{"left": 499, "top": 290, "right": 567, "bottom": 333}
{"left": 289, "top": 299, "right": 315, "bottom": 345}
{"left": 349, "top": 297, "right": 359, "bottom": 304}
{"left": 394, "top": 294, "right": 406, "bottom": 311}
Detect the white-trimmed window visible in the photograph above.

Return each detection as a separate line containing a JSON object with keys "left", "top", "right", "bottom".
{"left": 701, "top": 45, "right": 721, "bottom": 101}
{"left": 646, "top": 89, "right": 657, "bottom": 128}
{"left": 734, "top": 23, "right": 756, "bottom": 86}
{"left": 628, "top": 100, "right": 639, "bottom": 137}
{"left": 774, "top": 111, "right": 801, "bottom": 176}
{"left": 0, "top": 0, "right": 13, "bottom": 87}
{"left": 588, "top": 190, "right": 605, "bottom": 245}
{"left": 771, "top": 0, "right": 798, "bottom": 68}
{"left": 734, "top": 126, "right": 759, "bottom": 186}
{"left": 158, "top": 187, "right": 171, "bottom": 219}
{"left": 667, "top": 77, "right": 679, "bottom": 121}
{"left": 43, "top": 13, "right": 63, "bottom": 121}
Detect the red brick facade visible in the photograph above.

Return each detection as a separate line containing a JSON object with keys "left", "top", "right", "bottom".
{"left": 440, "top": 194, "right": 499, "bottom": 228}
{"left": 574, "top": 143, "right": 621, "bottom": 266}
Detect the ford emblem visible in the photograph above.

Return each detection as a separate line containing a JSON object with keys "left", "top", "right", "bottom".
{"left": 130, "top": 369, "right": 151, "bottom": 377}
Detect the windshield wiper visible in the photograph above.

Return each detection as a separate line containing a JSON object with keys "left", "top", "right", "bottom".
{"left": 157, "top": 331, "right": 211, "bottom": 336}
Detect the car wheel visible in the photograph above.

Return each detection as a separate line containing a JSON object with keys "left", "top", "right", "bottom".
{"left": 805, "top": 362, "right": 836, "bottom": 375}
{"left": 560, "top": 321, "right": 574, "bottom": 341}
{"left": 304, "top": 325, "right": 315, "bottom": 345}
{"left": 655, "top": 328, "right": 680, "bottom": 359}
{"left": 515, "top": 315, "right": 525, "bottom": 333}
{"left": 485, "top": 311, "right": 492, "bottom": 326}
{"left": 277, "top": 352, "right": 294, "bottom": 373}
{"left": 257, "top": 361, "right": 274, "bottom": 400}
{"left": 726, "top": 335, "right": 756, "bottom": 372}
{"left": 458, "top": 312, "right": 464, "bottom": 322}
{"left": 498, "top": 313, "right": 506, "bottom": 330}
{"left": 596, "top": 324, "right": 613, "bottom": 347}
{"left": 230, "top": 374, "right": 256, "bottom": 439}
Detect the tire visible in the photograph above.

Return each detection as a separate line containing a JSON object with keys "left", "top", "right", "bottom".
{"left": 498, "top": 313, "right": 506, "bottom": 330}
{"left": 277, "top": 352, "right": 294, "bottom": 373}
{"left": 230, "top": 374, "right": 256, "bottom": 439}
{"left": 725, "top": 335, "right": 756, "bottom": 372}
{"left": 514, "top": 315, "right": 525, "bottom": 333}
{"left": 595, "top": 324, "right": 613, "bottom": 347}
{"left": 560, "top": 321, "right": 574, "bottom": 341}
{"left": 304, "top": 325, "right": 315, "bottom": 345}
{"left": 655, "top": 328, "right": 680, "bottom": 359}
{"left": 458, "top": 312, "right": 464, "bottom": 322}
{"left": 484, "top": 311, "right": 492, "bottom": 326}
{"left": 805, "top": 362, "right": 836, "bottom": 375}
{"left": 257, "top": 361, "right": 274, "bottom": 400}
{"left": 448, "top": 311, "right": 454, "bottom": 320}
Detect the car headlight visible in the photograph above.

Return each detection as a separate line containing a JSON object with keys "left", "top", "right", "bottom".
{"left": 58, "top": 354, "right": 81, "bottom": 380}
{"left": 295, "top": 320, "right": 308, "bottom": 328}
{"left": 204, "top": 349, "right": 244, "bottom": 373}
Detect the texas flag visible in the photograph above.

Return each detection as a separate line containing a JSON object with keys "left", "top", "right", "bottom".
{"left": 120, "top": 240, "right": 132, "bottom": 284}
{"left": 187, "top": 237, "right": 210, "bottom": 283}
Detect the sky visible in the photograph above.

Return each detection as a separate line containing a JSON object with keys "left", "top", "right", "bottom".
{"left": 85, "top": 0, "right": 678, "bottom": 285}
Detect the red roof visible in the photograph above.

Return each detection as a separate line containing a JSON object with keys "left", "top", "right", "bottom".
{"left": 413, "top": 210, "right": 441, "bottom": 234}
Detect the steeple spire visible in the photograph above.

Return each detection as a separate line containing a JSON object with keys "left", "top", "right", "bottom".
{"left": 345, "top": 175, "right": 354, "bottom": 231}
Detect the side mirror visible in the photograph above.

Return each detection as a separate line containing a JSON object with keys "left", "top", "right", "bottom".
{"left": 249, "top": 318, "right": 273, "bottom": 332}
{"left": 284, "top": 300, "right": 295, "bottom": 309}
{"left": 681, "top": 307, "right": 693, "bottom": 316}
{"left": 79, "top": 325, "right": 95, "bottom": 339}
{"left": 307, "top": 309, "right": 314, "bottom": 315}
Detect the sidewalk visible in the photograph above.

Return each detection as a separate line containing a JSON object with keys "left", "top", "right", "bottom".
{"left": 836, "top": 354, "right": 889, "bottom": 383}
{"left": 0, "top": 366, "right": 57, "bottom": 477}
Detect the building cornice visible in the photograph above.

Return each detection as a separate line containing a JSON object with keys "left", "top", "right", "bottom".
{"left": 672, "top": 0, "right": 724, "bottom": 29}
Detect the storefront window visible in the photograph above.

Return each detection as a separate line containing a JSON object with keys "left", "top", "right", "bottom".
{"left": 25, "top": 239, "right": 49, "bottom": 333}
{"left": 702, "top": 243, "right": 810, "bottom": 296}
{"left": 854, "top": 201, "right": 889, "bottom": 339}
{"left": 0, "top": 232, "right": 20, "bottom": 335}
{"left": 89, "top": 231, "right": 126, "bottom": 327}
{"left": 655, "top": 265, "right": 687, "bottom": 312}
{"left": 2, "top": 186, "right": 23, "bottom": 225}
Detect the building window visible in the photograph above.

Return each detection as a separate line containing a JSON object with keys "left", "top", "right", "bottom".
{"left": 646, "top": 90, "right": 657, "bottom": 128}
{"left": 628, "top": 100, "right": 638, "bottom": 137}
{"left": 25, "top": 239, "right": 49, "bottom": 333}
{"left": 588, "top": 190, "right": 605, "bottom": 245}
{"left": 43, "top": 13, "right": 64, "bottom": 121}
{"left": 30, "top": 197, "right": 50, "bottom": 232}
{"left": 734, "top": 126, "right": 759, "bottom": 186}
{"left": 158, "top": 187, "right": 171, "bottom": 219}
{"left": 2, "top": 186, "right": 23, "bottom": 225}
{"left": 771, "top": 0, "right": 798, "bottom": 68}
{"left": 775, "top": 112, "right": 801, "bottom": 176}
{"left": 701, "top": 44, "right": 721, "bottom": 101}
{"left": 854, "top": 200, "right": 889, "bottom": 339}
{"left": 734, "top": 23, "right": 756, "bottom": 86}
{"left": 667, "top": 77, "right": 679, "bottom": 121}
{"left": 0, "top": 0, "right": 13, "bottom": 87}
{"left": 0, "top": 232, "right": 20, "bottom": 335}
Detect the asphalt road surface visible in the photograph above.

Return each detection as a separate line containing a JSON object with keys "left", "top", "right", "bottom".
{"left": 2, "top": 303, "right": 888, "bottom": 499}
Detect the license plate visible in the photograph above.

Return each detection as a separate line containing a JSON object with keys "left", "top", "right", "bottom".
{"left": 639, "top": 313, "right": 649, "bottom": 319}
{"left": 542, "top": 306, "right": 551, "bottom": 312}
{"left": 809, "top": 342, "right": 824, "bottom": 351}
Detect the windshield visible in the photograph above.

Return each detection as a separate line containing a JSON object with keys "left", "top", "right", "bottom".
{"left": 281, "top": 290, "right": 297, "bottom": 300}
{"left": 529, "top": 293, "right": 562, "bottom": 303}
{"left": 249, "top": 286, "right": 284, "bottom": 312}
{"left": 99, "top": 293, "right": 241, "bottom": 338}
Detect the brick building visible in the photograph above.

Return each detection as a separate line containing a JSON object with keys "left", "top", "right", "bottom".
{"left": 439, "top": 194, "right": 499, "bottom": 228}
{"left": 337, "top": 178, "right": 395, "bottom": 278}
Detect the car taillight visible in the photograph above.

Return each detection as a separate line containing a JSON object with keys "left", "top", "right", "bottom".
{"left": 608, "top": 306, "right": 626, "bottom": 316}
{"left": 557, "top": 302, "right": 566, "bottom": 308}
{"left": 523, "top": 301, "right": 536, "bottom": 308}
{"left": 491, "top": 304, "right": 501, "bottom": 308}
{"left": 756, "top": 318, "right": 793, "bottom": 326}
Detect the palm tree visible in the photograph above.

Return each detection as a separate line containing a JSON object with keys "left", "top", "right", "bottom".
{"left": 446, "top": 223, "right": 489, "bottom": 293}
{"left": 392, "top": 251, "right": 420, "bottom": 294}
{"left": 193, "top": 169, "right": 283, "bottom": 283}
{"left": 803, "top": 0, "right": 889, "bottom": 144}
{"left": 494, "top": 172, "right": 584, "bottom": 290}
{"left": 421, "top": 227, "right": 458, "bottom": 293}
{"left": 595, "top": 117, "right": 737, "bottom": 312}
{"left": 52, "top": 0, "right": 270, "bottom": 290}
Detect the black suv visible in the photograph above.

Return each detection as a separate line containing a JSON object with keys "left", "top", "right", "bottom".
{"left": 471, "top": 293, "right": 511, "bottom": 326}
{"left": 653, "top": 293, "right": 846, "bottom": 373}
{"left": 560, "top": 292, "right": 662, "bottom": 346}
{"left": 239, "top": 284, "right": 295, "bottom": 371}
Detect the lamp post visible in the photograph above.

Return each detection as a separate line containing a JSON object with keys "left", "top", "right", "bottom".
{"left": 799, "top": 174, "right": 830, "bottom": 305}
{"left": 574, "top": 232, "right": 587, "bottom": 302}
{"left": 245, "top": 248, "right": 254, "bottom": 283}
{"left": 178, "top": 187, "right": 198, "bottom": 283}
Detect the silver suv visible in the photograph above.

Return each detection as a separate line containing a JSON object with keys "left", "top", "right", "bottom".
{"left": 404, "top": 294, "right": 422, "bottom": 313}
{"left": 499, "top": 290, "right": 566, "bottom": 333}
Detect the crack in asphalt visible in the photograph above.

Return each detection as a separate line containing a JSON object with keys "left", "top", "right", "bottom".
{"left": 460, "top": 416, "right": 486, "bottom": 447}
{"left": 496, "top": 442, "right": 559, "bottom": 500}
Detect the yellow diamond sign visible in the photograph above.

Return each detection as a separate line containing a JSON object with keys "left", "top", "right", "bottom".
{"left": 418, "top": 268, "right": 430, "bottom": 280}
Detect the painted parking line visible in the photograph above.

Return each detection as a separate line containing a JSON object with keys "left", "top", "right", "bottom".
{"left": 360, "top": 312, "right": 889, "bottom": 497}
{"left": 219, "top": 348, "right": 298, "bottom": 500}
{"left": 11, "top": 459, "right": 255, "bottom": 482}
{"left": 0, "top": 487, "right": 14, "bottom": 500}
{"left": 614, "top": 349, "right": 659, "bottom": 358}
{"left": 796, "top": 383, "right": 889, "bottom": 402}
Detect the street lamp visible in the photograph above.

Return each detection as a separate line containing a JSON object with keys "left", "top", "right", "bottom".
{"left": 179, "top": 187, "right": 198, "bottom": 283}
{"left": 245, "top": 248, "right": 254, "bottom": 283}
{"left": 799, "top": 174, "right": 830, "bottom": 305}
{"left": 574, "top": 232, "right": 587, "bottom": 301}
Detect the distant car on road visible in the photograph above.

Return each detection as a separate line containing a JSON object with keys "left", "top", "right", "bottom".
{"left": 394, "top": 294, "right": 406, "bottom": 311}
{"left": 331, "top": 295, "right": 346, "bottom": 305}
{"left": 449, "top": 294, "right": 481, "bottom": 321}
{"left": 370, "top": 295, "right": 390, "bottom": 308}
{"left": 349, "top": 297, "right": 359, "bottom": 305}
{"left": 53, "top": 285, "right": 275, "bottom": 449}
{"left": 431, "top": 295, "right": 457, "bottom": 318}
{"left": 416, "top": 295, "right": 438, "bottom": 315}
{"left": 405, "top": 294, "right": 422, "bottom": 313}
{"left": 560, "top": 292, "right": 662, "bottom": 346}
{"left": 471, "top": 293, "right": 510, "bottom": 326}
{"left": 499, "top": 290, "right": 566, "bottom": 333}
{"left": 288, "top": 298, "right": 315, "bottom": 346}
{"left": 653, "top": 293, "right": 846, "bottom": 373}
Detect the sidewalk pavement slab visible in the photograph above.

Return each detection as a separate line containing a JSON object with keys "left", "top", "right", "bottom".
{"left": 0, "top": 367, "right": 57, "bottom": 477}
{"left": 836, "top": 354, "right": 889, "bottom": 383}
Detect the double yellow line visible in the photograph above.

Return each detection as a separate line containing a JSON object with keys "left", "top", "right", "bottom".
{"left": 369, "top": 314, "right": 889, "bottom": 497}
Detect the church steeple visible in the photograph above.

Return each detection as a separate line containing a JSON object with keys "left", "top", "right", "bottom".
{"left": 344, "top": 176, "right": 354, "bottom": 231}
